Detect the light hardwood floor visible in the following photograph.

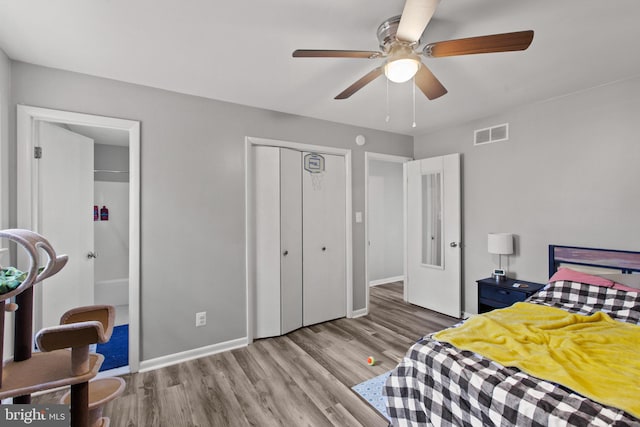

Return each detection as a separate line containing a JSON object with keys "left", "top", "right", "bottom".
{"left": 35, "top": 282, "right": 458, "bottom": 426}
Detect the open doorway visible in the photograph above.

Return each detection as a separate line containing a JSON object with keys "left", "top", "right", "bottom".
{"left": 365, "top": 152, "right": 412, "bottom": 314}
{"left": 74, "top": 124, "right": 130, "bottom": 372}
{"left": 16, "top": 105, "right": 140, "bottom": 373}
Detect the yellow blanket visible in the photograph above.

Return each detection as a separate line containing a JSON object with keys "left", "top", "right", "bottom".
{"left": 434, "top": 302, "right": 640, "bottom": 418}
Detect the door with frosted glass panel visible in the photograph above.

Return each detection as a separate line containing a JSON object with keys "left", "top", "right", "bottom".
{"left": 406, "top": 153, "right": 461, "bottom": 318}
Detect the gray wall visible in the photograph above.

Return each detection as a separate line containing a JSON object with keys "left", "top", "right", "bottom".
{"left": 0, "top": 49, "right": 10, "bottom": 231}
{"left": 8, "top": 61, "right": 412, "bottom": 360}
{"left": 414, "top": 75, "right": 640, "bottom": 315}
{"left": 0, "top": 48, "right": 10, "bottom": 360}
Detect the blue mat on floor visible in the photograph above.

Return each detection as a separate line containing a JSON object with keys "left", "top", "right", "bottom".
{"left": 352, "top": 370, "right": 392, "bottom": 421}
{"left": 96, "top": 324, "right": 128, "bottom": 371}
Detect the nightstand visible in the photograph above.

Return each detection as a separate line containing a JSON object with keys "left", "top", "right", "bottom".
{"left": 477, "top": 277, "right": 545, "bottom": 313}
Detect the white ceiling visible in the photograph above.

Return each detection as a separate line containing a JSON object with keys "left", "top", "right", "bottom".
{"left": 65, "top": 124, "right": 129, "bottom": 147}
{"left": 1, "top": 0, "right": 639, "bottom": 136}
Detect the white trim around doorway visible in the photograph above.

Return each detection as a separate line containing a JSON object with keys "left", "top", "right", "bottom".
{"left": 16, "top": 105, "right": 141, "bottom": 373}
{"left": 245, "top": 136, "right": 353, "bottom": 343}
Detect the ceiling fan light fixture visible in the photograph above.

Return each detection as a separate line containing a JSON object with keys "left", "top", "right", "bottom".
{"left": 384, "top": 43, "right": 421, "bottom": 83}
{"left": 292, "top": 2, "right": 534, "bottom": 103}
{"left": 384, "top": 57, "right": 420, "bottom": 83}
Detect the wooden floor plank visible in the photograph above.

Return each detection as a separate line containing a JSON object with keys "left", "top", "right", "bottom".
{"left": 32, "top": 282, "right": 457, "bottom": 426}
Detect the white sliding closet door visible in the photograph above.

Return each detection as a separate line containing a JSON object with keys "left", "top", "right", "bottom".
{"left": 302, "top": 153, "right": 346, "bottom": 326}
{"left": 280, "top": 148, "right": 303, "bottom": 334}
{"left": 253, "top": 146, "right": 281, "bottom": 338}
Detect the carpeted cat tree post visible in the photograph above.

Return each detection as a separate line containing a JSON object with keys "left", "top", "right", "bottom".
{"left": 0, "top": 229, "right": 125, "bottom": 427}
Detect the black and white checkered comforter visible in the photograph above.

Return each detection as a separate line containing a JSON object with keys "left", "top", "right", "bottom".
{"left": 384, "top": 280, "right": 640, "bottom": 426}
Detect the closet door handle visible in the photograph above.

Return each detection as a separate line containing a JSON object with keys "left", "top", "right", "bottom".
{"left": 322, "top": 247, "right": 326, "bottom": 252}
{"left": 283, "top": 250, "right": 289, "bottom": 256}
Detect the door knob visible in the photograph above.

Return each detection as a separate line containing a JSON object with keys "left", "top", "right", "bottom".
{"left": 283, "top": 250, "right": 288, "bottom": 256}
{"left": 322, "top": 247, "right": 327, "bottom": 251}
{"left": 87, "top": 251, "right": 97, "bottom": 259}
{"left": 449, "top": 242, "right": 458, "bottom": 248}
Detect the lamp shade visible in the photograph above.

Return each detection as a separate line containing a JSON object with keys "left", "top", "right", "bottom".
{"left": 488, "top": 233, "right": 513, "bottom": 255}
{"left": 383, "top": 44, "right": 421, "bottom": 83}
{"left": 384, "top": 58, "right": 420, "bottom": 83}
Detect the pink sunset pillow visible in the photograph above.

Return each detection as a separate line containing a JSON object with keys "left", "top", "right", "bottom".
{"left": 612, "top": 283, "right": 640, "bottom": 293}
{"left": 549, "top": 267, "right": 615, "bottom": 288}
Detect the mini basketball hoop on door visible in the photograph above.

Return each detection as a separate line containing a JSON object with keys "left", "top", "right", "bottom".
{"left": 304, "top": 153, "right": 325, "bottom": 191}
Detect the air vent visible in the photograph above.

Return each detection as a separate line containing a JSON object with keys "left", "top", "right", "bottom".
{"left": 474, "top": 123, "right": 509, "bottom": 146}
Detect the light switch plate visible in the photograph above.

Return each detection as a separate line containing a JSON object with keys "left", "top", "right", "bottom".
{"left": 196, "top": 311, "right": 206, "bottom": 327}
{"left": 355, "top": 212, "right": 362, "bottom": 223}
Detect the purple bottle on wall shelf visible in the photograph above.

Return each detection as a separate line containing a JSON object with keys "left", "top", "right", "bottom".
{"left": 94, "top": 205, "right": 98, "bottom": 221}
{"left": 100, "top": 205, "right": 109, "bottom": 221}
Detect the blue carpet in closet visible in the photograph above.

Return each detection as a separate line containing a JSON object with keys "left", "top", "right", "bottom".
{"left": 96, "top": 324, "right": 128, "bottom": 371}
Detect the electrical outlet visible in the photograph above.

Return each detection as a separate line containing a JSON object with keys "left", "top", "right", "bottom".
{"left": 196, "top": 311, "right": 206, "bottom": 327}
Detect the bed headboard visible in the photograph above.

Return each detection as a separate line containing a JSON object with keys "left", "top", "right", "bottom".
{"left": 549, "top": 245, "right": 640, "bottom": 279}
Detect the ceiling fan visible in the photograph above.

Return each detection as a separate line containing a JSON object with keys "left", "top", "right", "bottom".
{"left": 292, "top": 0, "right": 534, "bottom": 100}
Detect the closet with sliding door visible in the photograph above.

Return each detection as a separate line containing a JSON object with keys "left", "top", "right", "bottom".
{"left": 253, "top": 145, "right": 346, "bottom": 339}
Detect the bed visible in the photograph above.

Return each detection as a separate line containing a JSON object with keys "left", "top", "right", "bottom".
{"left": 384, "top": 245, "right": 640, "bottom": 426}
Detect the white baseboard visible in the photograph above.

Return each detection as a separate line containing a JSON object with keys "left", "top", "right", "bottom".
{"left": 351, "top": 308, "right": 368, "bottom": 318}
{"left": 462, "top": 311, "right": 474, "bottom": 319}
{"left": 96, "top": 366, "right": 130, "bottom": 379}
{"left": 139, "top": 337, "right": 248, "bottom": 373}
{"left": 369, "top": 275, "right": 404, "bottom": 287}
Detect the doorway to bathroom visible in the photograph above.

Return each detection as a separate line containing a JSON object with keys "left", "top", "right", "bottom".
{"left": 16, "top": 105, "right": 140, "bottom": 373}
{"left": 92, "top": 134, "right": 130, "bottom": 372}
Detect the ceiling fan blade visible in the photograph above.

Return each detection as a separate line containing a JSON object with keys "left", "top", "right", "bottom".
{"left": 396, "top": 0, "right": 440, "bottom": 43}
{"left": 414, "top": 63, "right": 447, "bottom": 100}
{"left": 335, "top": 67, "right": 384, "bottom": 100}
{"left": 424, "top": 30, "right": 534, "bottom": 57}
{"left": 293, "top": 49, "right": 382, "bottom": 59}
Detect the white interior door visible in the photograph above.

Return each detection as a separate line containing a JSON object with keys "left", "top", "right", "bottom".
{"left": 302, "top": 152, "right": 346, "bottom": 326}
{"left": 280, "top": 148, "right": 302, "bottom": 334}
{"left": 37, "top": 121, "right": 95, "bottom": 330}
{"left": 406, "top": 153, "right": 461, "bottom": 318}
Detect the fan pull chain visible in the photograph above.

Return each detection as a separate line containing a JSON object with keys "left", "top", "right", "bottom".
{"left": 412, "top": 76, "right": 417, "bottom": 128}
{"left": 385, "top": 77, "right": 390, "bottom": 123}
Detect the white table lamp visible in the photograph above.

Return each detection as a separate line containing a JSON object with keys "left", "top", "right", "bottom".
{"left": 488, "top": 233, "right": 513, "bottom": 281}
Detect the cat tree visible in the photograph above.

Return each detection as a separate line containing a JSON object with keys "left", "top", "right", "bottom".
{"left": 0, "top": 229, "right": 124, "bottom": 427}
